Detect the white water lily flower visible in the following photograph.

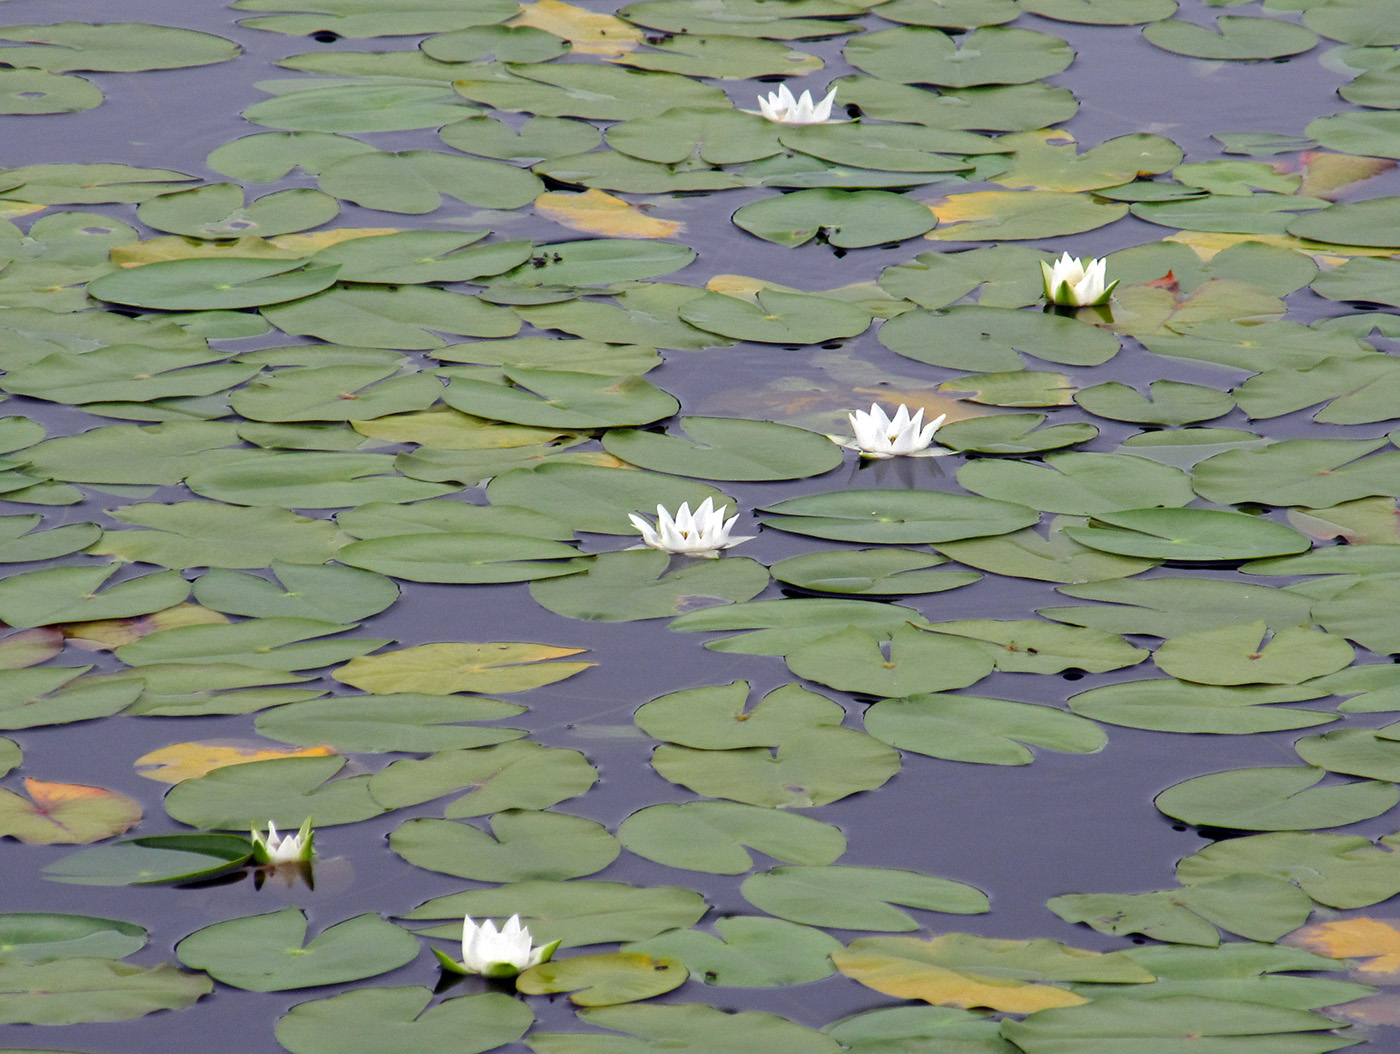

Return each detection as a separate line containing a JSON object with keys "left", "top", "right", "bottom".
{"left": 433, "top": 915, "right": 560, "bottom": 979}
{"left": 1041, "top": 252, "right": 1117, "bottom": 307}
{"left": 628, "top": 497, "right": 754, "bottom": 558}
{"left": 829, "top": 403, "right": 949, "bottom": 459}
{"left": 250, "top": 818, "right": 313, "bottom": 865}
{"left": 748, "top": 83, "right": 839, "bottom": 125}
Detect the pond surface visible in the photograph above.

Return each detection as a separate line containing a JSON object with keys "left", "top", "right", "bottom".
{"left": 4, "top": 0, "right": 1400, "bottom": 1052}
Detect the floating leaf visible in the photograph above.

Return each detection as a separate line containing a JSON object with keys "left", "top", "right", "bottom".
{"left": 879, "top": 305, "right": 1121, "bottom": 370}
{"left": 845, "top": 26, "right": 1074, "bottom": 86}
{"left": 0, "top": 958, "right": 211, "bottom": 1024}
{"left": 177, "top": 909, "right": 418, "bottom": 992}
{"left": 1154, "top": 621, "right": 1353, "bottom": 686}
{"left": 43, "top": 834, "right": 262, "bottom": 886}
{"left": 339, "top": 532, "right": 587, "bottom": 584}
{"left": 529, "top": 550, "right": 768, "bottom": 622}
{"left": 518, "top": 953, "right": 687, "bottom": 1006}
{"left": 443, "top": 369, "right": 679, "bottom": 428}
{"left": 0, "top": 912, "right": 146, "bottom": 961}
{"left": 670, "top": 597, "right": 931, "bottom": 655}
{"left": 618, "top": 801, "right": 845, "bottom": 874}
{"left": 1156, "top": 766, "right": 1399, "bottom": 831}
{"left": 742, "top": 865, "right": 988, "bottom": 930}
{"left": 0, "top": 70, "right": 101, "bottom": 114}
{"left": 733, "top": 189, "right": 937, "bottom": 249}
{"left": 678, "top": 289, "right": 874, "bottom": 343}
{"left": 760, "top": 489, "right": 1037, "bottom": 544}
{"left": 957, "top": 452, "right": 1192, "bottom": 516}
{"left": 93, "top": 503, "right": 348, "bottom": 569}
{"left": 769, "top": 548, "right": 980, "bottom": 596}
{"left": 623, "top": 917, "right": 839, "bottom": 987}
{"left": 1001, "top": 994, "right": 1349, "bottom": 1052}
{"left": 925, "top": 190, "right": 1126, "bottom": 240}
{"left": 1143, "top": 15, "right": 1318, "bottom": 59}
{"left": 1074, "top": 380, "right": 1234, "bottom": 425}
{"left": 784, "top": 625, "right": 996, "bottom": 697}
{"left": 1068, "top": 680, "right": 1334, "bottom": 734}
{"left": 536, "top": 188, "right": 683, "bottom": 239}
{"left": 318, "top": 150, "right": 542, "bottom": 212}
{"left": 256, "top": 693, "right": 524, "bottom": 754}
{"left": 404, "top": 880, "right": 707, "bottom": 948}
{"left": 334, "top": 642, "right": 593, "bottom": 695}
{"left": 832, "top": 934, "right": 1152, "bottom": 1013}
{"left": 866, "top": 692, "right": 1107, "bottom": 765}
{"left": 0, "top": 778, "right": 141, "bottom": 844}
{"left": 88, "top": 258, "right": 340, "bottom": 311}
{"left": 370, "top": 741, "right": 597, "bottom": 816}
{"left": 275, "top": 988, "right": 533, "bottom": 1054}
{"left": 163, "top": 755, "right": 385, "bottom": 829}
{"left": 1064, "top": 508, "right": 1312, "bottom": 561}
{"left": 528, "top": 1003, "right": 840, "bottom": 1054}
{"left": 602, "top": 416, "right": 841, "bottom": 481}
{"left": 391, "top": 810, "right": 621, "bottom": 881}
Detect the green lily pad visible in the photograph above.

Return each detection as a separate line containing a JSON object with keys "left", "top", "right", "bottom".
{"left": 338, "top": 532, "right": 587, "bottom": 584}
{"left": 163, "top": 755, "right": 386, "bottom": 829}
{"left": 263, "top": 285, "right": 519, "bottom": 349}
{"left": 1143, "top": 15, "right": 1319, "bottom": 59}
{"left": 742, "top": 865, "right": 989, "bottom": 930}
{"left": 759, "top": 489, "right": 1038, "bottom": 543}
{"left": 403, "top": 880, "right": 707, "bottom": 948}
{"left": 486, "top": 462, "right": 731, "bottom": 536}
{"left": 1296, "top": 729, "right": 1400, "bottom": 782}
{"left": 0, "top": 912, "right": 146, "bottom": 960}
{"left": 529, "top": 550, "right": 769, "bottom": 622}
{"left": 1155, "top": 766, "right": 1399, "bottom": 831}
{"left": 0, "top": 69, "right": 101, "bottom": 114}
{"left": 733, "top": 189, "right": 938, "bottom": 248}
{"left": 529, "top": 1003, "right": 840, "bottom": 1054}
{"left": 1074, "top": 380, "right": 1235, "bottom": 425}
{"left": 518, "top": 952, "right": 687, "bottom": 1007}
{"left": 768, "top": 548, "right": 981, "bottom": 596}
{"left": 936, "top": 414, "right": 1099, "bottom": 454}
{"left": 243, "top": 84, "right": 473, "bottom": 133}
{"left": 678, "top": 289, "right": 874, "bottom": 343}
{"left": 618, "top": 801, "right": 845, "bottom": 874}
{"left": 93, "top": 503, "right": 348, "bottom": 569}
{"left": 370, "top": 740, "right": 597, "bottom": 816}
{"left": 1019, "top": 0, "right": 1177, "bottom": 24}
{"left": 1289, "top": 195, "right": 1400, "bottom": 248}
{"left": 623, "top": 917, "right": 839, "bottom": 988}
{"left": 390, "top": 810, "right": 621, "bottom": 881}
{"left": 865, "top": 692, "right": 1108, "bottom": 765}
{"left": 0, "top": 565, "right": 189, "bottom": 628}
{"left": 276, "top": 988, "right": 533, "bottom": 1054}
{"left": 255, "top": 693, "right": 524, "bottom": 754}
{"left": 670, "top": 597, "right": 931, "bottom": 655}
{"left": 317, "top": 150, "right": 542, "bottom": 212}
{"left": 1154, "top": 621, "right": 1353, "bottom": 686}
{"left": 0, "top": 22, "right": 239, "bottom": 71}
{"left": 878, "top": 305, "right": 1121, "bottom": 370}
{"left": 185, "top": 451, "right": 456, "bottom": 508}
{"left": 956, "top": 452, "right": 1193, "bottom": 516}
{"left": 136, "top": 183, "right": 338, "bottom": 238}
{"left": 845, "top": 26, "right": 1074, "bottom": 86}
{"left": 88, "top": 258, "right": 340, "bottom": 311}
{"left": 1064, "top": 508, "right": 1312, "bottom": 561}
{"left": 1041, "top": 576, "right": 1315, "bottom": 638}
{"left": 177, "top": 909, "right": 418, "bottom": 991}
{"left": 652, "top": 728, "right": 900, "bottom": 808}
{"left": 443, "top": 369, "right": 678, "bottom": 428}
{"left": 603, "top": 416, "right": 842, "bottom": 481}
{"left": 0, "top": 958, "right": 211, "bottom": 1024}
{"left": 784, "top": 624, "right": 997, "bottom": 697}
{"left": 1068, "top": 680, "right": 1335, "bottom": 734}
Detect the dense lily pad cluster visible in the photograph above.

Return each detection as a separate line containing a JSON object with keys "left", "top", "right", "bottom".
{"left": 8, "top": 0, "right": 1400, "bottom": 1051}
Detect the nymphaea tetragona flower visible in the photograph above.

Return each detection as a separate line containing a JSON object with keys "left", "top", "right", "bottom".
{"left": 434, "top": 915, "right": 560, "bottom": 979}
{"left": 628, "top": 497, "right": 754, "bottom": 558}
{"left": 829, "top": 403, "right": 949, "bottom": 459}
{"left": 1041, "top": 252, "right": 1117, "bottom": 307}
{"left": 748, "top": 83, "right": 839, "bottom": 125}
{"left": 250, "top": 818, "right": 313, "bottom": 865}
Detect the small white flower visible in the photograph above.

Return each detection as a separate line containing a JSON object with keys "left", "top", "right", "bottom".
{"left": 829, "top": 403, "right": 949, "bottom": 459}
{"left": 628, "top": 497, "right": 754, "bottom": 558}
{"left": 250, "top": 818, "right": 313, "bottom": 866}
{"left": 1041, "top": 252, "right": 1117, "bottom": 307}
{"left": 434, "top": 915, "right": 560, "bottom": 979}
{"left": 747, "top": 83, "right": 839, "bottom": 125}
